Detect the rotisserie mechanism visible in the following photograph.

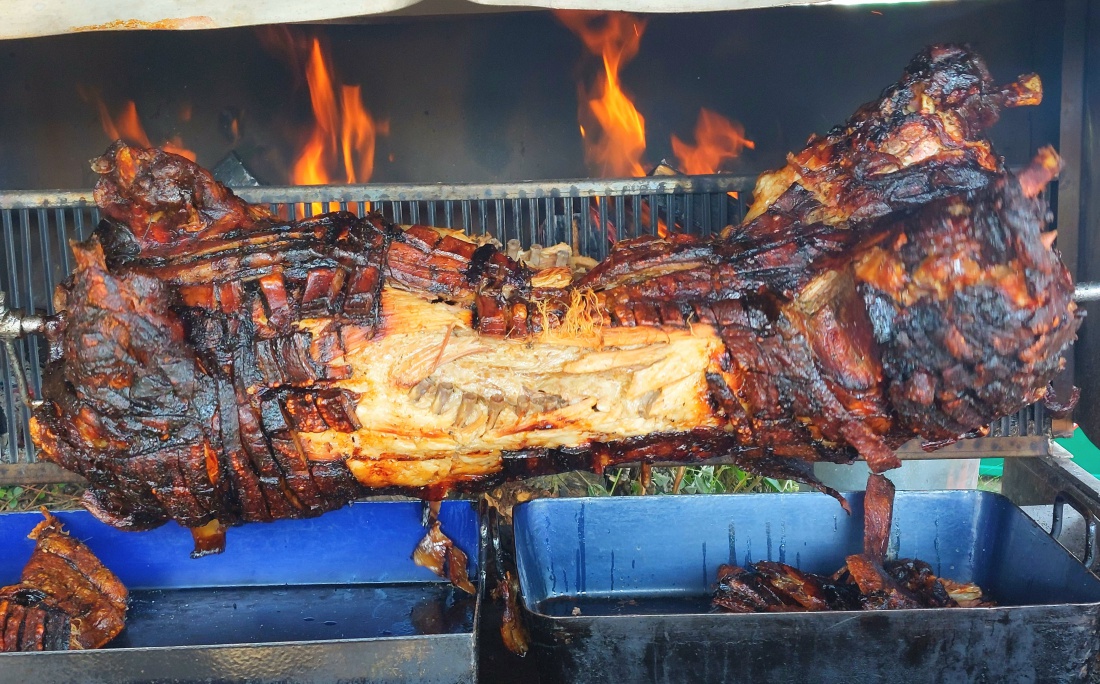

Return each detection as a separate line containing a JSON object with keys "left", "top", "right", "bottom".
{"left": 26, "top": 44, "right": 1078, "bottom": 558}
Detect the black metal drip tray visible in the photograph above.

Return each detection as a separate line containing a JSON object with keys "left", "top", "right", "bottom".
{"left": 110, "top": 584, "right": 475, "bottom": 648}
{"left": 513, "top": 491, "right": 1100, "bottom": 683}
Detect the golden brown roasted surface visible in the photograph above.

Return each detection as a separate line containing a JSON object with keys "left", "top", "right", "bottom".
{"left": 0, "top": 511, "right": 128, "bottom": 651}
{"left": 30, "top": 45, "right": 1078, "bottom": 553}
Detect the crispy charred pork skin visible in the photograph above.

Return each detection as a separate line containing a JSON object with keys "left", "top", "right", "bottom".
{"left": 863, "top": 474, "right": 895, "bottom": 563}
{"left": 713, "top": 556, "right": 973, "bottom": 614}
{"left": 30, "top": 45, "right": 1077, "bottom": 556}
{"left": 0, "top": 511, "right": 128, "bottom": 651}
{"left": 714, "top": 476, "right": 978, "bottom": 613}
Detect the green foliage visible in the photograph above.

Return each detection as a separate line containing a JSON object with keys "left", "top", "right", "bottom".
{"left": 976, "top": 475, "right": 1002, "bottom": 494}
{"left": 0, "top": 486, "right": 24, "bottom": 510}
{"left": 584, "top": 466, "right": 797, "bottom": 497}
{"left": 0, "top": 484, "right": 83, "bottom": 511}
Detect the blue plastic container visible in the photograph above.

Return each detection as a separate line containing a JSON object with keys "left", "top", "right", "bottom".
{"left": 0, "top": 500, "right": 480, "bottom": 684}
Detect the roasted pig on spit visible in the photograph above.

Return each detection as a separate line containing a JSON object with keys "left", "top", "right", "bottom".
{"left": 27, "top": 45, "right": 1077, "bottom": 563}
{"left": 0, "top": 511, "right": 127, "bottom": 651}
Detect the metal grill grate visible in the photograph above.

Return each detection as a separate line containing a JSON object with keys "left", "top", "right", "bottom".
{"left": 0, "top": 174, "right": 753, "bottom": 473}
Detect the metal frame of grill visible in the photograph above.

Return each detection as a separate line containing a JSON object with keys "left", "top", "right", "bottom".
{"left": 0, "top": 173, "right": 1059, "bottom": 484}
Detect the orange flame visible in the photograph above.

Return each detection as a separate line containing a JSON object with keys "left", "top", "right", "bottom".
{"left": 671, "top": 108, "right": 754, "bottom": 197}
{"left": 162, "top": 135, "right": 196, "bottom": 162}
{"left": 292, "top": 38, "right": 339, "bottom": 191}
{"left": 280, "top": 36, "right": 388, "bottom": 215}
{"left": 81, "top": 88, "right": 196, "bottom": 162}
{"left": 558, "top": 11, "right": 648, "bottom": 178}
{"left": 341, "top": 85, "right": 390, "bottom": 184}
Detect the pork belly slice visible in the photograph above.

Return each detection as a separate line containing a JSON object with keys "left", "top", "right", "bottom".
{"left": 0, "top": 511, "right": 127, "bottom": 651}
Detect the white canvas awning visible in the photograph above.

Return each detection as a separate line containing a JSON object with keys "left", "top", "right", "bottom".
{"left": 1, "top": 0, "right": 846, "bottom": 40}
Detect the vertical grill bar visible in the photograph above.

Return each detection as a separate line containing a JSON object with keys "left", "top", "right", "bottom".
{"left": 1, "top": 209, "right": 18, "bottom": 463}
{"left": 564, "top": 197, "right": 575, "bottom": 252}
{"left": 597, "top": 196, "right": 609, "bottom": 261}
{"left": 0, "top": 344, "right": 14, "bottom": 463}
{"left": 580, "top": 199, "right": 591, "bottom": 258}
{"left": 478, "top": 200, "right": 488, "bottom": 236}
{"left": 648, "top": 194, "right": 658, "bottom": 236}
{"left": 39, "top": 209, "right": 57, "bottom": 315}
{"left": 632, "top": 195, "right": 642, "bottom": 240}
{"left": 18, "top": 209, "right": 40, "bottom": 461}
{"left": 444, "top": 201, "right": 454, "bottom": 228}
{"left": 528, "top": 199, "right": 538, "bottom": 249}
{"left": 463, "top": 200, "right": 472, "bottom": 235}
{"left": 494, "top": 200, "right": 504, "bottom": 244}
{"left": 702, "top": 193, "right": 713, "bottom": 238}
{"left": 551, "top": 197, "right": 560, "bottom": 246}
{"left": 614, "top": 196, "right": 626, "bottom": 241}
{"left": 55, "top": 209, "right": 72, "bottom": 280}
{"left": 74, "top": 207, "right": 88, "bottom": 242}
{"left": 542, "top": 198, "right": 553, "bottom": 246}
{"left": 507, "top": 200, "right": 518, "bottom": 247}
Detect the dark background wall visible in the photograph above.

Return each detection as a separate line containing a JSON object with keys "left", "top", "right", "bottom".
{"left": 0, "top": 0, "right": 1065, "bottom": 190}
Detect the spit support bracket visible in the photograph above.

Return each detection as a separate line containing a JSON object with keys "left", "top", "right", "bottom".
{"left": 0, "top": 289, "right": 46, "bottom": 411}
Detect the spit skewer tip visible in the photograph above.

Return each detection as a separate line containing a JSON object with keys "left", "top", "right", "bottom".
{"left": 1075, "top": 282, "right": 1100, "bottom": 302}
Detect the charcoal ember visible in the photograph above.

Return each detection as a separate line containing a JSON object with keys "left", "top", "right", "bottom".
{"left": 28, "top": 45, "right": 1079, "bottom": 567}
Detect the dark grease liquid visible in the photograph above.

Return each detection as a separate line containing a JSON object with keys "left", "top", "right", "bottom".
{"left": 539, "top": 594, "right": 718, "bottom": 618}
{"left": 108, "top": 583, "right": 475, "bottom": 648}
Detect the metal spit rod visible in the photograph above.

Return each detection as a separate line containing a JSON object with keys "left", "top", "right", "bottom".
{"left": 1074, "top": 282, "right": 1100, "bottom": 302}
